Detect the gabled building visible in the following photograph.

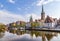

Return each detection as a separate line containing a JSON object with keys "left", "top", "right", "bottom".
{"left": 44, "top": 16, "right": 55, "bottom": 28}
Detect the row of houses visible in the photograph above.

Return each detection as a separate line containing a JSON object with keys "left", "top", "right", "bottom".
{"left": 7, "top": 16, "right": 60, "bottom": 29}
{"left": 7, "top": 5, "right": 60, "bottom": 29}
{"left": 26, "top": 15, "right": 58, "bottom": 29}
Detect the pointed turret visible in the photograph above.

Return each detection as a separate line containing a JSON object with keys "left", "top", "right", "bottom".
{"left": 41, "top": 5, "right": 45, "bottom": 20}
{"left": 42, "top": 5, "right": 44, "bottom": 13}
{"left": 30, "top": 15, "right": 33, "bottom": 22}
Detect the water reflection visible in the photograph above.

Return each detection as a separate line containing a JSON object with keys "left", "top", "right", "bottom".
{"left": 0, "top": 30, "right": 5, "bottom": 39}
{"left": 0, "top": 28, "right": 60, "bottom": 41}
{"left": 8, "top": 29, "right": 58, "bottom": 41}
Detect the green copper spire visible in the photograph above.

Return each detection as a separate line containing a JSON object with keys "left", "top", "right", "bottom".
{"left": 30, "top": 15, "right": 33, "bottom": 22}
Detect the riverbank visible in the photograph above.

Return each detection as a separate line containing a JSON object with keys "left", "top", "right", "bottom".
{"left": 25, "top": 29, "right": 60, "bottom": 32}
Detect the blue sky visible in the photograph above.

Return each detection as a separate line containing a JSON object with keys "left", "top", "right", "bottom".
{"left": 0, "top": 0, "right": 60, "bottom": 24}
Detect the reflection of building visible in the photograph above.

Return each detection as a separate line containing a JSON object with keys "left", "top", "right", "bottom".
{"left": 30, "top": 31, "right": 57, "bottom": 41}
{"left": 45, "top": 32, "right": 57, "bottom": 41}
{"left": 8, "top": 28, "right": 58, "bottom": 41}
{"left": 0, "top": 31, "right": 5, "bottom": 38}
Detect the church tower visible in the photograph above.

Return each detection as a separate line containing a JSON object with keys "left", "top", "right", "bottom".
{"left": 41, "top": 5, "right": 45, "bottom": 20}
{"left": 30, "top": 15, "right": 33, "bottom": 22}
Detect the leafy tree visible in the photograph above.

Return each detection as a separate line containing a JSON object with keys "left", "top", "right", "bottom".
{"left": 0, "top": 24, "right": 6, "bottom": 32}
{"left": 31, "top": 22, "right": 40, "bottom": 28}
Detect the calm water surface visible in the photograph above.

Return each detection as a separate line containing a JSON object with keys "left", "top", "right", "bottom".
{"left": 0, "top": 30, "right": 60, "bottom": 41}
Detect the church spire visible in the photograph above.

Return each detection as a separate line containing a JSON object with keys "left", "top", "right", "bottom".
{"left": 41, "top": 5, "right": 45, "bottom": 20}
{"left": 30, "top": 15, "right": 33, "bottom": 22}
{"left": 42, "top": 5, "right": 44, "bottom": 13}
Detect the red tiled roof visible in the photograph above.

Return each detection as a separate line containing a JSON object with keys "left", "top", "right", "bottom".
{"left": 45, "top": 16, "right": 54, "bottom": 23}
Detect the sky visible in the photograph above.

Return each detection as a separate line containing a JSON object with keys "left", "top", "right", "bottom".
{"left": 0, "top": 0, "right": 60, "bottom": 24}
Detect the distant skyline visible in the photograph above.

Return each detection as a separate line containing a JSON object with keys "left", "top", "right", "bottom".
{"left": 0, "top": 0, "right": 60, "bottom": 24}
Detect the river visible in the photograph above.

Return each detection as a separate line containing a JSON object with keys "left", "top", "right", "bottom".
{"left": 0, "top": 29, "right": 60, "bottom": 41}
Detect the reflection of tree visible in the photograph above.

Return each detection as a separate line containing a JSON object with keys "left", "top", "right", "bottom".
{"left": 45, "top": 34, "right": 53, "bottom": 41}
{"left": 28, "top": 31, "right": 57, "bottom": 41}
{"left": 30, "top": 31, "right": 45, "bottom": 37}
{"left": 30, "top": 30, "right": 35, "bottom": 37}
{"left": 9, "top": 29, "right": 26, "bottom": 35}
{"left": 45, "top": 32, "right": 57, "bottom": 41}
{"left": 35, "top": 31, "right": 41, "bottom": 37}
{"left": 8, "top": 29, "right": 58, "bottom": 41}
{"left": 35, "top": 31, "right": 45, "bottom": 37}
{"left": 42, "top": 32, "right": 46, "bottom": 41}
{"left": 9, "top": 30, "right": 16, "bottom": 34}
{"left": 0, "top": 31, "right": 5, "bottom": 38}
{"left": 16, "top": 30, "right": 26, "bottom": 35}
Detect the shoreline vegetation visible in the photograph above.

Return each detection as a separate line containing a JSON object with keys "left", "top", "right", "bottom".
{"left": 0, "top": 22, "right": 60, "bottom": 32}
{"left": 0, "top": 23, "right": 7, "bottom": 32}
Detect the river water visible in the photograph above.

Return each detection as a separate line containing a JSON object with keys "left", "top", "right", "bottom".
{"left": 0, "top": 30, "right": 60, "bottom": 41}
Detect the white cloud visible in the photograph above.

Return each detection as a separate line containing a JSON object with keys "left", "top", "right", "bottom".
{"left": 8, "top": 0, "right": 15, "bottom": 4}
{"left": 55, "top": 0, "right": 60, "bottom": 1}
{"left": 0, "top": 9, "right": 25, "bottom": 24}
{"left": 0, "top": 9, "right": 41, "bottom": 24}
{"left": 36, "top": 0, "right": 53, "bottom": 6}
{"left": 36, "top": 0, "right": 60, "bottom": 6}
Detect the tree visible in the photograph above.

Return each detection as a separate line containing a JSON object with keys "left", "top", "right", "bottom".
{"left": 0, "top": 23, "right": 6, "bottom": 32}
{"left": 31, "top": 22, "right": 40, "bottom": 29}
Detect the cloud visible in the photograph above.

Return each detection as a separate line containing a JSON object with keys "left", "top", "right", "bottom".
{"left": 55, "top": 0, "right": 60, "bottom": 1}
{"left": 0, "top": 9, "right": 40, "bottom": 24}
{"left": 0, "top": 9, "right": 25, "bottom": 24}
{"left": 8, "top": 0, "right": 15, "bottom": 4}
{"left": 36, "top": 0, "right": 53, "bottom": 6}
{"left": 36, "top": 0, "right": 60, "bottom": 6}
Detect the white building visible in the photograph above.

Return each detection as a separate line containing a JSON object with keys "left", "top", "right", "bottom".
{"left": 44, "top": 16, "right": 55, "bottom": 28}
{"left": 26, "top": 22, "right": 31, "bottom": 28}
